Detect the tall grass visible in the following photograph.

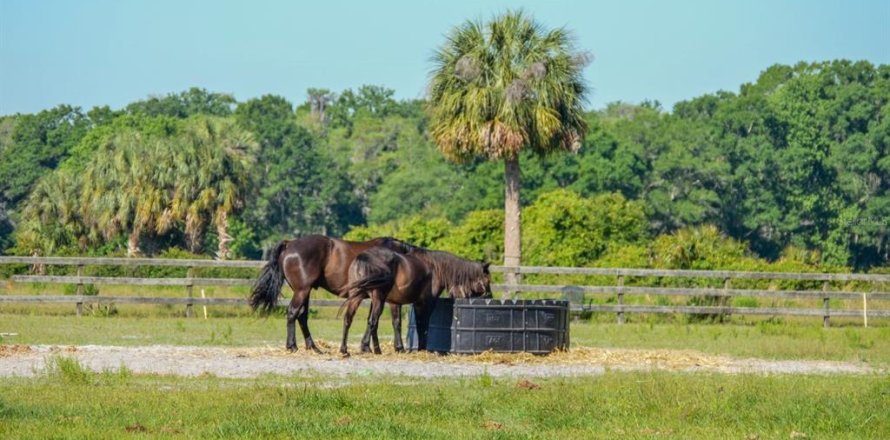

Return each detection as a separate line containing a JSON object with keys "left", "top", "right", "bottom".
{"left": 1, "top": 372, "right": 887, "bottom": 438}
{"left": 41, "top": 355, "right": 133, "bottom": 385}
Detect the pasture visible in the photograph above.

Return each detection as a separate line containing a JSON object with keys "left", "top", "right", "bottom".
{"left": 2, "top": 259, "right": 889, "bottom": 438}
{"left": 1, "top": 311, "right": 889, "bottom": 366}
{"left": 0, "top": 359, "right": 887, "bottom": 439}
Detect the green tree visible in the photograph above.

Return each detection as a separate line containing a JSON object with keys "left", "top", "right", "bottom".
{"left": 125, "top": 87, "right": 236, "bottom": 118}
{"left": 236, "top": 95, "right": 359, "bottom": 245}
{"left": 523, "top": 190, "right": 647, "bottom": 267}
{"left": 439, "top": 209, "right": 504, "bottom": 262}
{"left": 427, "top": 10, "right": 589, "bottom": 281}
{"left": 0, "top": 105, "right": 90, "bottom": 216}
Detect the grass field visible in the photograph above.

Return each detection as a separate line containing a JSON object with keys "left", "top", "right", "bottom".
{"left": 2, "top": 307, "right": 889, "bottom": 367}
{"left": 1, "top": 357, "right": 888, "bottom": 439}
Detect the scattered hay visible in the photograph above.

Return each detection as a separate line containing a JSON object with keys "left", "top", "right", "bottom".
{"left": 223, "top": 340, "right": 733, "bottom": 370}
{"left": 482, "top": 421, "right": 504, "bottom": 431}
{"left": 516, "top": 379, "right": 540, "bottom": 389}
{"left": 124, "top": 423, "right": 147, "bottom": 433}
{"left": 0, "top": 344, "right": 31, "bottom": 357}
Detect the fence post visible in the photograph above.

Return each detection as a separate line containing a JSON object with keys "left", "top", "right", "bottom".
{"left": 723, "top": 277, "right": 732, "bottom": 322}
{"left": 822, "top": 280, "right": 830, "bottom": 328}
{"left": 186, "top": 266, "right": 194, "bottom": 318}
{"left": 505, "top": 266, "right": 521, "bottom": 300}
{"left": 616, "top": 275, "right": 625, "bottom": 325}
{"left": 75, "top": 264, "right": 84, "bottom": 317}
{"left": 862, "top": 292, "right": 868, "bottom": 328}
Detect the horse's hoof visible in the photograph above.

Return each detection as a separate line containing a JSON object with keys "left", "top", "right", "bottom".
{"left": 373, "top": 348, "right": 382, "bottom": 355}
{"left": 394, "top": 347, "right": 405, "bottom": 353}
{"left": 360, "top": 345, "right": 372, "bottom": 354}
{"left": 310, "top": 347, "right": 325, "bottom": 355}
{"left": 286, "top": 346, "right": 298, "bottom": 353}
{"left": 340, "top": 351, "right": 351, "bottom": 358}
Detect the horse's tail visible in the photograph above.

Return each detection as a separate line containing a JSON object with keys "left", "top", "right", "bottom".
{"left": 337, "top": 254, "right": 395, "bottom": 317}
{"left": 249, "top": 240, "right": 288, "bottom": 314}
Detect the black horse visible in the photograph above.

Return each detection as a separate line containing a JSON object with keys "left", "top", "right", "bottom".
{"left": 249, "top": 235, "right": 411, "bottom": 352}
{"left": 339, "top": 243, "right": 491, "bottom": 356}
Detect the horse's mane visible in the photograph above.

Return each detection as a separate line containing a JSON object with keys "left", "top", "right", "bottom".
{"left": 380, "top": 237, "right": 487, "bottom": 297}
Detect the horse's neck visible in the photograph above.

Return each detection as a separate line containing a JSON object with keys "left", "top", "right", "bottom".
{"left": 427, "top": 251, "right": 478, "bottom": 289}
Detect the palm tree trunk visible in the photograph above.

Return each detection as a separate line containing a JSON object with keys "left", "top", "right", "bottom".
{"left": 216, "top": 211, "right": 231, "bottom": 260}
{"left": 504, "top": 156, "right": 522, "bottom": 292}
{"left": 127, "top": 230, "right": 140, "bottom": 257}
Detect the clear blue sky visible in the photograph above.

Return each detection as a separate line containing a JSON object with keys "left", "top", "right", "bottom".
{"left": 1, "top": 0, "right": 888, "bottom": 115}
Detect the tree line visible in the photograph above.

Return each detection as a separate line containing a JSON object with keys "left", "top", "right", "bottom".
{"left": 0, "top": 60, "right": 887, "bottom": 271}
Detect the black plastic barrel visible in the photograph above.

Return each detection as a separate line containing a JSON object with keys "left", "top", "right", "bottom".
{"left": 406, "top": 298, "right": 453, "bottom": 353}
{"left": 451, "top": 299, "right": 569, "bottom": 354}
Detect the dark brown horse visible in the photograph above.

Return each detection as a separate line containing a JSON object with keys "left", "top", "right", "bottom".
{"left": 249, "top": 235, "right": 413, "bottom": 352}
{"left": 339, "top": 243, "right": 491, "bottom": 356}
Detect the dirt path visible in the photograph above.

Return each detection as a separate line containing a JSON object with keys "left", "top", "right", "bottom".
{"left": 0, "top": 344, "right": 882, "bottom": 379}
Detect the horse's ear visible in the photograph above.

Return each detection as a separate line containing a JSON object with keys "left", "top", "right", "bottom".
{"left": 483, "top": 262, "right": 491, "bottom": 273}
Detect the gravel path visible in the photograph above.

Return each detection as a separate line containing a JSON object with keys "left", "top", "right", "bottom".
{"left": 1, "top": 344, "right": 882, "bottom": 379}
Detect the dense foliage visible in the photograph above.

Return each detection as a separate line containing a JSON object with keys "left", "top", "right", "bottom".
{"left": 0, "top": 60, "right": 887, "bottom": 271}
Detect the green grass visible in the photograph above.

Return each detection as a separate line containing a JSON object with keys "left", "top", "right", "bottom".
{"left": 2, "top": 310, "right": 889, "bottom": 367}
{"left": 1, "top": 363, "right": 887, "bottom": 439}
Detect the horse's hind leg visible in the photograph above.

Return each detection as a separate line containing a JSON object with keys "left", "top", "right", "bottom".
{"left": 366, "top": 290, "right": 385, "bottom": 354}
{"left": 340, "top": 298, "right": 363, "bottom": 357}
{"left": 286, "top": 288, "right": 309, "bottom": 352}
{"left": 360, "top": 306, "right": 374, "bottom": 354}
{"left": 390, "top": 304, "right": 404, "bottom": 353}
{"left": 287, "top": 287, "right": 322, "bottom": 353}
{"left": 297, "top": 295, "right": 322, "bottom": 353}
{"left": 359, "top": 305, "right": 373, "bottom": 353}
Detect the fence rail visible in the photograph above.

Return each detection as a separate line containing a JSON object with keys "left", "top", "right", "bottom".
{"left": 2, "top": 256, "right": 887, "bottom": 325}
{"left": 3, "top": 256, "right": 890, "bottom": 281}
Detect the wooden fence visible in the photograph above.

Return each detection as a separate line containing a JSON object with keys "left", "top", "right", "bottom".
{"left": 1, "top": 256, "right": 889, "bottom": 326}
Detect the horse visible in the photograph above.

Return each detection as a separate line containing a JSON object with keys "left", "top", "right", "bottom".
{"left": 339, "top": 243, "right": 492, "bottom": 356}
{"left": 249, "top": 235, "right": 416, "bottom": 353}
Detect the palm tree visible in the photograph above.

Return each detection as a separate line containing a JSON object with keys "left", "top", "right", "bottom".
{"left": 176, "top": 117, "right": 257, "bottom": 258}
{"left": 80, "top": 130, "right": 143, "bottom": 256}
{"left": 427, "top": 10, "right": 589, "bottom": 282}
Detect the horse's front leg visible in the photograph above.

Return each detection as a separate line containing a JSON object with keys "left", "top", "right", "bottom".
{"left": 390, "top": 304, "right": 404, "bottom": 353}
{"left": 412, "top": 302, "right": 432, "bottom": 352}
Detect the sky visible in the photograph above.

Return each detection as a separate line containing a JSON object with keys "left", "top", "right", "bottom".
{"left": 1, "top": 0, "right": 888, "bottom": 115}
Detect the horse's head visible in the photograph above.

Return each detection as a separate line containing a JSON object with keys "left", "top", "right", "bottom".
{"left": 465, "top": 262, "right": 492, "bottom": 298}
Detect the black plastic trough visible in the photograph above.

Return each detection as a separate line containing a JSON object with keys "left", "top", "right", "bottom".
{"left": 406, "top": 298, "right": 454, "bottom": 353}
{"left": 408, "top": 298, "right": 569, "bottom": 354}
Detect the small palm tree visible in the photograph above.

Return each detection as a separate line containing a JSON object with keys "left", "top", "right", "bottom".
{"left": 16, "top": 170, "right": 84, "bottom": 255}
{"left": 427, "top": 10, "right": 589, "bottom": 281}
